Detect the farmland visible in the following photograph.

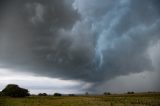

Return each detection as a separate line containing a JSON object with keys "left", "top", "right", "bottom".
{"left": 0, "top": 93, "right": 160, "bottom": 106}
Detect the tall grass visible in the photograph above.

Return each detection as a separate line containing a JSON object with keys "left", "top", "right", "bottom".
{"left": 1, "top": 93, "right": 160, "bottom": 106}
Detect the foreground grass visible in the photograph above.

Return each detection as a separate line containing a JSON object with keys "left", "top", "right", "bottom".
{"left": 0, "top": 93, "right": 160, "bottom": 106}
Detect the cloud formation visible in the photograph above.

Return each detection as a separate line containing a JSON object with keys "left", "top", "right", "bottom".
{"left": 0, "top": 0, "right": 160, "bottom": 89}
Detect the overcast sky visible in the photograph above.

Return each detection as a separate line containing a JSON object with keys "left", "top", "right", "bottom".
{"left": 0, "top": 0, "right": 160, "bottom": 94}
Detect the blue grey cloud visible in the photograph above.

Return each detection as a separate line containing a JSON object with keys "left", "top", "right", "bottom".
{"left": 0, "top": 0, "right": 160, "bottom": 91}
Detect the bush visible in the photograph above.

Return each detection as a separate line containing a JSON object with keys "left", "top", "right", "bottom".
{"left": 68, "top": 94, "right": 75, "bottom": 96}
{"left": 38, "top": 93, "right": 48, "bottom": 96}
{"left": 127, "top": 91, "right": 134, "bottom": 94}
{"left": 0, "top": 92, "right": 4, "bottom": 96}
{"left": 2, "top": 84, "right": 30, "bottom": 97}
{"left": 85, "top": 92, "right": 89, "bottom": 96}
{"left": 104, "top": 92, "right": 111, "bottom": 95}
{"left": 54, "top": 93, "right": 62, "bottom": 96}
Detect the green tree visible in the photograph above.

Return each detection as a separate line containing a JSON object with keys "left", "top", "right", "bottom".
{"left": 104, "top": 92, "right": 111, "bottom": 95}
{"left": 0, "top": 92, "right": 4, "bottom": 96}
{"left": 85, "top": 92, "right": 89, "bottom": 96}
{"left": 127, "top": 91, "right": 134, "bottom": 94}
{"left": 38, "top": 93, "right": 48, "bottom": 96}
{"left": 2, "top": 84, "right": 30, "bottom": 97}
{"left": 54, "top": 93, "right": 62, "bottom": 96}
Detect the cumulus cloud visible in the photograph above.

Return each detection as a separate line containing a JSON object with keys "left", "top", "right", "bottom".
{"left": 0, "top": 0, "right": 160, "bottom": 92}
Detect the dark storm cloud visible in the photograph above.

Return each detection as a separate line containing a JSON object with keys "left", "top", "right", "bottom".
{"left": 0, "top": 0, "right": 160, "bottom": 86}
{"left": 0, "top": 0, "right": 80, "bottom": 70}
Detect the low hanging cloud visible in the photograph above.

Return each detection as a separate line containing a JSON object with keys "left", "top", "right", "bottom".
{"left": 0, "top": 0, "right": 160, "bottom": 87}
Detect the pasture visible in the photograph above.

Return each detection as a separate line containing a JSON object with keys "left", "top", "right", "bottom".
{"left": 0, "top": 93, "right": 160, "bottom": 106}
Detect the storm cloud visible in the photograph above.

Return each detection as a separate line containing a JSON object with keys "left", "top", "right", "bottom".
{"left": 0, "top": 0, "right": 160, "bottom": 90}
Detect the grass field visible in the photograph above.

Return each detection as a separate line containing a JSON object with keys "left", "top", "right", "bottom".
{"left": 0, "top": 93, "right": 160, "bottom": 106}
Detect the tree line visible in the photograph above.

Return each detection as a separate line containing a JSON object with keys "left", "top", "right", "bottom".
{"left": 0, "top": 84, "right": 138, "bottom": 97}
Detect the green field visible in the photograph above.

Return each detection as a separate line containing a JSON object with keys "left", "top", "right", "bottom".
{"left": 0, "top": 93, "right": 160, "bottom": 106}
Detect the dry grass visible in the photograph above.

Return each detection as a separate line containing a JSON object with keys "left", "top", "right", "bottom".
{"left": 0, "top": 93, "right": 160, "bottom": 106}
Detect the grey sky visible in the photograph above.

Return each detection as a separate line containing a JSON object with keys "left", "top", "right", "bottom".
{"left": 0, "top": 0, "right": 160, "bottom": 93}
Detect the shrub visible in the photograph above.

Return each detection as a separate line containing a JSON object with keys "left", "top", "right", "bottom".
{"left": 0, "top": 92, "right": 4, "bottom": 96}
{"left": 85, "top": 92, "right": 89, "bottom": 96}
{"left": 2, "top": 84, "right": 30, "bottom": 97}
{"left": 68, "top": 94, "right": 75, "bottom": 96}
{"left": 127, "top": 91, "right": 134, "bottom": 94}
{"left": 104, "top": 92, "right": 111, "bottom": 95}
{"left": 38, "top": 93, "right": 48, "bottom": 96}
{"left": 54, "top": 93, "right": 62, "bottom": 96}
